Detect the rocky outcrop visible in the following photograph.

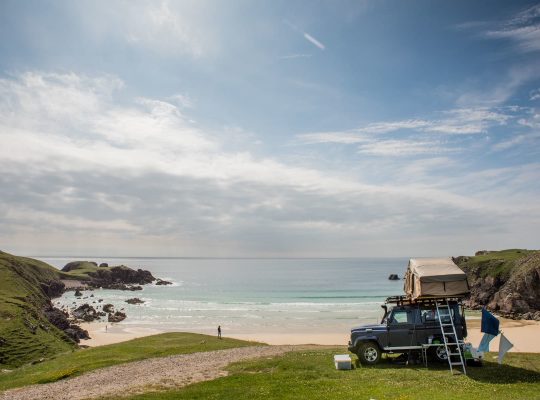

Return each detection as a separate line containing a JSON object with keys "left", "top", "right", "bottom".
{"left": 72, "top": 304, "right": 100, "bottom": 322}
{"left": 102, "top": 303, "right": 114, "bottom": 313}
{"left": 87, "top": 266, "right": 155, "bottom": 289}
{"left": 99, "top": 263, "right": 108, "bottom": 268}
{"left": 125, "top": 298, "right": 145, "bottom": 304}
{"left": 108, "top": 311, "right": 127, "bottom": 323}
{"left": 40, "top": 280, "right": 65, "bottom": 298}
{"left": 155, "top": 278, "right": 173, "bottom": 285}
{"left": 388, "top": 274, "right": 399, "bottom": 280}
{"left": 43, "top": 304, "right": 90, "bottom": 342}
{"left": 456, "top": 250, "right": 540, "bottom": 320}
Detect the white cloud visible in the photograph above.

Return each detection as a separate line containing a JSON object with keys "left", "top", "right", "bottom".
{"left": 357, "top": 139, "right": 453, "bottom": 156}
{"left": 279, "top": 54, "right": 313, "bottom": 60}
{"left": 303, "top": 33, "right": 325, "bottom": 50}
{"left": 284, "top": 19, "right": 326, "bottom": 50}
{"left": 298, "top": 107, "right": 513, "bottom": 149}
{"left": 1, "top": 71, "right": 539, "bottom": 256}
{"left": 530, "top": 88, "right": 540, "bottom": 100}
{"left": 484, "top": 4, "right": 540, "bottom": 52}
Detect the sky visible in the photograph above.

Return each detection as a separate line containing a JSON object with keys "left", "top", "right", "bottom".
{"left": 0, "top": 0, "right": 539, "bottom": 257}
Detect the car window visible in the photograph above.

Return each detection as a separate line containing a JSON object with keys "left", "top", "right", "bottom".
{"left": 420, "top": 306, "right": 456, "bottom": 323}
{"left": 390, "top": 309, "right": 411, "bottom": 324}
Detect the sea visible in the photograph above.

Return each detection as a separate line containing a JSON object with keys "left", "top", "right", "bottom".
{"left": 40, "top": 257, "right": 408, "bottom": 336}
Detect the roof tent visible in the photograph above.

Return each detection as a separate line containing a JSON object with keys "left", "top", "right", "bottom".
{"left": 404, "top": 258, "right": 469, "bottom": 300}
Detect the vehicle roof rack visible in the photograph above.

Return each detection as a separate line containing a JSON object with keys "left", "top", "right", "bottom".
{"left": 385, "top": 295, "right": 464, "bottom": 306}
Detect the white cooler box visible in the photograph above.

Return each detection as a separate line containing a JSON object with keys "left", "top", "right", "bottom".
{"left": 334, "top": 354, "right": 352, "bottom": 370}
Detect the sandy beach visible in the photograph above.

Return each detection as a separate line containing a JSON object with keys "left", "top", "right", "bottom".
{"left": 81, "top": 317, "right": 540, "bottom": 352}
{"left": 79, "top": 322, "right": 163, "bottom": 347}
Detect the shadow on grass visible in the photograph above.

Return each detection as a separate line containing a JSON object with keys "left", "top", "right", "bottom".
{"left": 466, "top": 360, "right": 540, "bottom": 384}
{"left": 353, "top": 354, "right": 540, "bottom": 384}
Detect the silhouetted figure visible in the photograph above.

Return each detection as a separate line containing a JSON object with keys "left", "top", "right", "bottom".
{"left": 217, "top": 325, "right": 222, "bottom": 339}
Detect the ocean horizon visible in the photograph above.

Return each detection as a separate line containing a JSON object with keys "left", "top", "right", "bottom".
{"left": 41, "top": 256, "right": 408, "bottom": 337}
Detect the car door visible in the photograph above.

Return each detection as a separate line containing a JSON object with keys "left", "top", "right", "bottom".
{"left": 387, "top": 308, "right": 416, "bottom": 348}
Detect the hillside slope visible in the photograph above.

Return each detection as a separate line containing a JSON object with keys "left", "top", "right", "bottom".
{"left": 0, "top": 251, "right": 76, "bottom": 368}
{"left": 454, "top": 249, "right": 540, "bottom": 320}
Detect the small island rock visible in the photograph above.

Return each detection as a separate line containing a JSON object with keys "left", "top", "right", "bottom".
{"left": 125, "top": 298, "right": 145, "bottom": 304}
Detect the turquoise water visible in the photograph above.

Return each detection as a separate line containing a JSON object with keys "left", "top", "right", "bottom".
{"left": 42, "top": 257, "right": 407, "bottom": 335}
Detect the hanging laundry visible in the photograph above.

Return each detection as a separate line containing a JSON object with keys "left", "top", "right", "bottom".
{"left": 498, "top": 333, "right": 513, "bottom": 364}
{"left": 478, "top": 332, "right": 496, "bottom": 352}
{"left": 481, "top": 308, "right": 500, "bottom": 336}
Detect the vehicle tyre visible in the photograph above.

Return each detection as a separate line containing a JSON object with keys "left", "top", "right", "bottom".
{"left": 357, "top": 342, "right": 381, "bottom": 365}
{"left": 429, "top": 339, "right": 450, "bottom": 363}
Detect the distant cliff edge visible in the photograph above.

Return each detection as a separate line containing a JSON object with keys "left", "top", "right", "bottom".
{"left": 453, "top": 249, "right": 540, "bottom": 320}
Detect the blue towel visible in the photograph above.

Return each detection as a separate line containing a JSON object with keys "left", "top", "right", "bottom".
{"left": 481, "top": 308, "right": 500, "bottom": 336}
{"left": 478, "top": 332, "right": 496, "bottom": 352}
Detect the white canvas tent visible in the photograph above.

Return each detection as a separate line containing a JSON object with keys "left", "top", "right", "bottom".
{"left": 404, "top": 258, "right": 469, "bottom": 300}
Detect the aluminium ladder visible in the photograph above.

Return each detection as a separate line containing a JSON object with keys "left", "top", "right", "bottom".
{"left": 435, "top": 300, "right": 467, "bottom": 375}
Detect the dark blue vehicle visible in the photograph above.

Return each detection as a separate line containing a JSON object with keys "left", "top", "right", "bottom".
{"left": 348, "top": 296, "right": 467, "bottom": 365}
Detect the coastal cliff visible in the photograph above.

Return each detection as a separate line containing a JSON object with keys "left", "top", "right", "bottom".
{"left": 0, "top": 251, "right": 77, "bottom": 368}
{"left": 0, "top": 251, "right": 158, "bottom": 368}
{"left": 454, "top": 249, "right": 540, "bottom": 320}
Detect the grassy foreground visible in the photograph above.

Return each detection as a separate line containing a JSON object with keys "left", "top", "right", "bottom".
{"left": 120, "top": 349, "right": 540, "bottom": 400}
{"left": 0, "top": 332, "right": 259, "bottom": 391}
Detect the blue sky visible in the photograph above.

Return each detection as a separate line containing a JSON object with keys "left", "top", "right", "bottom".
{"left": 0, "top": 0, "right": 539, "bottom": 257}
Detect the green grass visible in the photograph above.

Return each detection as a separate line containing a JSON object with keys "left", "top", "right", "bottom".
{"left": 458, "top": 249, "right": 538, "bottom": 280}
{"left": 0, "top": 332, "right": 260, "bottom": 391}
{"left": 60, "top": 261, "right": 113, "bottom": 280}
{"left": 118, "top": 348, "right": 540, "bottom": 400}
{"left": 0, "top": 251, "right": 76, "bottom": 368}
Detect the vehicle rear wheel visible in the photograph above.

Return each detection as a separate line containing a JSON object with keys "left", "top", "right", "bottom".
{"left": 429, "top": 341, "right": 449, "bottom": 363}
{"left": 357, "top": 342, "right": 381, "bottom": 365}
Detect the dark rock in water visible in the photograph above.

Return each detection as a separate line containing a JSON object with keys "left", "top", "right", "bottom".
{"left": 125, "top": 298, "right": 145, "bottom": 304}
{"left": 99, "top": 263, "right": 108, "bottom": 268}
{"left": 388, "top": 274, "right": 399, "bottom": 280}
{"left": 155, "top": 279, "right": 173, "bottom": 286}
{"left": 90, "top": 294, "right": 94, "bottom": 297}
{"left": 98, "top": 299, "right": 103, "bottom": 302}
{"left": 108, "top": 311, "right": 126, "bottom": 323}
{"left": 72, "top": 304, "right": 99, "bottom": 322}
{"left": 103, "top": 304, "right": 114, "bottom": 313}
{"left": 74, "top": 289, "right": 83, "bottom": 297}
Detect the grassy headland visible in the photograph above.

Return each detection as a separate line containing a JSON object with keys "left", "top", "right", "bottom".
{"left": 456, "top": 249, "right": 538, "bottom": 280}
{"left": 0, "top": 250, "right": 162, "bottom": 369}
{"left": 121, "top": 349, "right": 540, "bottom": 400}
{"left": 0, "top": 332, "right": 259, "bottom": 391}
{"left": 0, "top": 251, "right": 76, "bottom": 368}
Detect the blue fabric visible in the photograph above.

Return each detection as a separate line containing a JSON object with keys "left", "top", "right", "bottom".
{"left": 478, "top": 333, "right": 496, "bottom": 352}
{"left": 481, "top": 308, "right": 500, "bottom": 336}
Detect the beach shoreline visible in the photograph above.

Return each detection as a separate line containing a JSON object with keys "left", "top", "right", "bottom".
{"left": 80, "top": 317, "right": 540, "bottom": 352}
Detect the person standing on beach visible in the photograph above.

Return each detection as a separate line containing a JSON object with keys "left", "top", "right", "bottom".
{"left": 217, "top": 325, "right": 222, "bottom": 339}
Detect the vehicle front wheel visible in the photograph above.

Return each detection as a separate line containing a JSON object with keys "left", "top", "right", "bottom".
{"left": 357, "top": 342, "right": 381, "bottom": 365}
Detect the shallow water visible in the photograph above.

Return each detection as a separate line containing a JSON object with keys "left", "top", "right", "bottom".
{"left": 41, "top": 257, "right": 408, "bottom": 335}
